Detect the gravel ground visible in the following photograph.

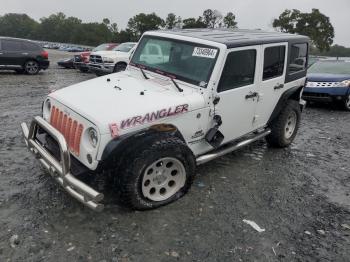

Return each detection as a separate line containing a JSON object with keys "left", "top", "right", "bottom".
{"left": 0, "top": 50, "right": 349, "bottom": 262}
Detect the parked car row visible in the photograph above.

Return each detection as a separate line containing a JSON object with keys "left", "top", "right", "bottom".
{"left": 43, "top": 43, "right": 91, "bottom": 52}
{"left": 57, "top": 42, "right": 137, "bottom": 76}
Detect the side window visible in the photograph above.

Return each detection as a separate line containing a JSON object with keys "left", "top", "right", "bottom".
{"left": 289, "top": 43, "right": 307, "bottom": 73}
{"left": 263, "top": 46, "right": 286, "bottom": 80}
{"left": 2, "top": 40, "right": 22, "bottom": 52}
{"left": 218, "top": 49, "right": 256, "bottom": 92}
{"left": 21, "top": 41, "right": 40, "bottom": 51}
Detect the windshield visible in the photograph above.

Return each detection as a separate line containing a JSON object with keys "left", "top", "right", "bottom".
{"left": 130, "top": 36, "right": 219, "bottom": 87}
{"left": 308, "top": 61, "right": 350, "bottom": 75}
{"left": 113, "top": 43, "right": 135, "bottom": 52}
{"left": 93, "top": 43, "right": 115, "bottom": 52}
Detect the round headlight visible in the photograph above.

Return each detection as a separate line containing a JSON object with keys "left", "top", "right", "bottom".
{"left": 88, "top": 128, "right": 98, "bottom": 148}
{"left": 46, "top": 99, "right": 51, "bottom": 111}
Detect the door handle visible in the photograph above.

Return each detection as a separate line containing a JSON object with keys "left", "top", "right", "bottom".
{"left": 274, "top": 83, "right": 284, "bottom": 90}
{"left": 22, "top": 53, "right": 29, "bottom": 55}
{"left": 245, "top": 92, "right": 258, "bottom": 99}
{"left": 0, "top": 53, "right": 3, "bottom": 55}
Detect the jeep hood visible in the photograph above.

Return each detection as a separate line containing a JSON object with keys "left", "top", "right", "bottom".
{"left": 49, "top": 71, "right": 206, "bottom": 134}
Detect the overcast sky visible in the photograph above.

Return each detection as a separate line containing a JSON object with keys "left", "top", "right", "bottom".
{"left": 1, "top": 0, "right": 349, "bottom": 46}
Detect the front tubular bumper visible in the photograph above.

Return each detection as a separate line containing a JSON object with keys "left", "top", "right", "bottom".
{"left": 21, "top": 116, "right": 104, "bottom": 211}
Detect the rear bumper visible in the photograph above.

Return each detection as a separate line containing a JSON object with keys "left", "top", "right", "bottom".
{"left": 21, "top": 116, "right": 104, "bottom": 211}
{"left": 39, "top": 60, "right": 50, "bottom": 70}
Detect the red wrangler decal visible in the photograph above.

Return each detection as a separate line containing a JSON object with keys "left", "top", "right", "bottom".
{"left": 120, "top": 104, "right": 189, "bottom": 129}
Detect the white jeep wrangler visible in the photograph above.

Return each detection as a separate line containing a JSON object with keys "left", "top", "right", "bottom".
{"left": 89, "top": 42, "right": 137, "bottom": 76}
{"left": 21, "top": 29, "right": 309, "bottom": 211}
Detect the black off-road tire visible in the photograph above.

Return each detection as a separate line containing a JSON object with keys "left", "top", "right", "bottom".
{"left": 266, "top": 100, "right": 301, "bottom": 148}
{"left": 114, "top": 135, "right": 196, "bottom": 210}
{"left": 113, "top": 63, "right": 127, "bottom": 73}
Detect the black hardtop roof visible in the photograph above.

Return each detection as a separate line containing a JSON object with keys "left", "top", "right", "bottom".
{"left": 154, "top": 29, "right": 309, "bottom": 48}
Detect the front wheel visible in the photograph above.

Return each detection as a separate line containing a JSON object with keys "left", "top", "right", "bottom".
{"left": 115, "top": 135, "right": 196, "bottom": 210}
{"left": 24, "top": 60, "right": 40, "bottom": 75}
{"left": 266, "top": 100, "right": 301, "bottom": 148}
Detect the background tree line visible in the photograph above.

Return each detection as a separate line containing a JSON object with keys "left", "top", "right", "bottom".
{"left": 0, "top": 10, "right": 237, "bottom": 46}
{"left": 0, "top": 8, "right": 347, "bottom": 56}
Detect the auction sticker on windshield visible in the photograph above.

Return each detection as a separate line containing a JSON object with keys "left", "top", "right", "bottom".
{"left": 192, "top": 47, "right": 217, "bottom": 59}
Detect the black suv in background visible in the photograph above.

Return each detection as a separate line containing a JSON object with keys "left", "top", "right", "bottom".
{"left": 0, "top": 37, "right": 49, "bottom": 75}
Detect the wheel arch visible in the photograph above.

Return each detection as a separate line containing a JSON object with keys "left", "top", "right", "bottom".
{"left": 115, "top": 61, "right": 128, "bottom": 66}
{"left": 23, "top": 57, "right": 39, "bottom": 66}
{"left": 268, "top": 85, "right": 304, "bottom": 125}
{"left": 98, "top": 123, "right": 187, "bottom": 170}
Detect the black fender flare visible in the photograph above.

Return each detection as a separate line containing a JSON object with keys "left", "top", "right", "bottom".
{"left": 98, "top": 124, "right": 186, "bottom": 170}
{"left": 268, "top": 85, "right": 304, "bottom": 125}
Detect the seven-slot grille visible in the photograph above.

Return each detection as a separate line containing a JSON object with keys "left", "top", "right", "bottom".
{"left": 89, "top": 55, "right": 103, "bottom": 64}
{"left": 306, "top": 81, "right": 341, "bottom": 88}
{"left": 50, "top": 106, "right": 84, "bottom": 156}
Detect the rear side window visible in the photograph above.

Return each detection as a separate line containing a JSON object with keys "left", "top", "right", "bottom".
{"left": 289, "top": 43, "right": 308, "bottom": 73}
{"left": 218, "top": 49, "right": 256, "bottom": 92}
{"left": 263, "top": 46, "right": 286, "bottom": 80}
{"left": 21, "top": 41, "right": 41, "bottom": 51}
{"left": 2, "top": 40, "right": 22, "bottom": 51}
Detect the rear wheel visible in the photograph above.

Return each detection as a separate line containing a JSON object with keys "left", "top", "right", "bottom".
{"left": 113, "top": 63, "right": 127, "bottom": 73}
{"left": 266, "top": 100, "right": 301, "bottom": 148}
{"left": 24, "top": 60, "right": 40, "bottom": 75}
{"left": 115, "top": 135, "right": 195, "bottom": 210}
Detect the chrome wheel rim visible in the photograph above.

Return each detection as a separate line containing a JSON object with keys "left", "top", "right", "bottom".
{"left": 142, "top": 157, "right": 186, "bottom": 202}
{"left": 26, "top": 61, "right": 39, "bottom": 74}
{"left": 284, "top": 111, "right": 297, "bottom": 139}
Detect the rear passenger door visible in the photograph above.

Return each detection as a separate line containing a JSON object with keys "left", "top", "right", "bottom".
{"left": 216, "top": 46, "right": 261, "bottom": 143}
{"left": 0, "top": 39, "right": 24, "bottom": 66}
{"left": 254, "top": 43, "right": 288, "bottom": 128}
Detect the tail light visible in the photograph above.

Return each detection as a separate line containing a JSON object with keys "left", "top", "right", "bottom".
{"left": 41, "top": 50, "right": 48, "bottom": 59}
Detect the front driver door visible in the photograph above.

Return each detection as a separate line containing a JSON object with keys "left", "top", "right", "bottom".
{"left": 216, "top": 45, "right": 261, "bottom": 143}
{"left": 0, "top": 39, "right": 23, "bottom": 67}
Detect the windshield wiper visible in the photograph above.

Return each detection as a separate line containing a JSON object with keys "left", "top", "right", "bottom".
{"left": 140, "top": 68, "right": 149, "bottom": 80}
{"left": 169, "top": 77, "right": 183, "bottom": 92}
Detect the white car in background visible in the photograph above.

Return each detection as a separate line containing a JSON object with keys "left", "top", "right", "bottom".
{"left": 89, "top": 42, "right": 137, "bottom": 76}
